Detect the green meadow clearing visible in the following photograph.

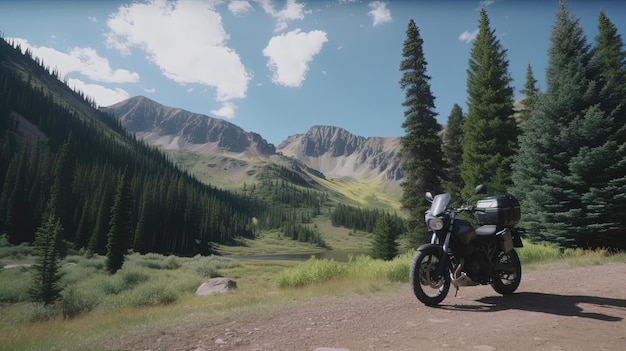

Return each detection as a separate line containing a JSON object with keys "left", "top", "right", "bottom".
{"left": 1, "top": 227, "right": 625, "bottom": 351}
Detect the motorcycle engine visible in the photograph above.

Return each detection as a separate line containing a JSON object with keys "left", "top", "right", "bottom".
{"left": 465, "top": 249, "right": 490, "bottom": 283}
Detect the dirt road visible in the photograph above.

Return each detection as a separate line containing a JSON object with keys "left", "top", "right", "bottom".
{"left": 133, "top": 263, "right": 626, "bottom": 351}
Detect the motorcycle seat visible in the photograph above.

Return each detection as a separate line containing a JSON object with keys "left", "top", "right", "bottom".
{"left": 476, "top": 225, "right": 497, "bottom": 236}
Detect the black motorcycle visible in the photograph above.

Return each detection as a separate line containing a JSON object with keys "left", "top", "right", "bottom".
{"left": 409, "top": 185, "right": 524, "bottom": 306}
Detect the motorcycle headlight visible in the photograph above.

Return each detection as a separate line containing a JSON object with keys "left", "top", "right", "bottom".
{"left": 427, "top": 217, "right": 444, "bottom": 231}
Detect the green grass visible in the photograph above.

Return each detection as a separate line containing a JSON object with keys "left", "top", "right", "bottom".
{"left": 1, "top": 235, "right": 625, "bottom": 351}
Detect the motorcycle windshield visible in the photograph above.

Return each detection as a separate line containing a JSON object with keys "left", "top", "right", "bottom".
{"left": 429, "top": 193, "right": 451, "bottom": 216}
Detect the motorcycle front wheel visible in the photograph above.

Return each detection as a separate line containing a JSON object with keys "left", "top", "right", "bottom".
{"left": 491, "top": 248, "right": 522, "bottom": 295}
{"left": 409, "top": 248, "right": 450, "bottom": 306}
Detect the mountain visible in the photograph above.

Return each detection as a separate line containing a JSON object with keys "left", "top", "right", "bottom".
{"left": 277, "top": 126, "right": 404, "bottom": 184}
{"left": 103, "top": 96, "right": 276, "bottom": 158}
{"left": 0, "top": 37, "right": 255, "bottom": 255}
{"left": 104, "top": 97, "right": 405, "bottom": 189}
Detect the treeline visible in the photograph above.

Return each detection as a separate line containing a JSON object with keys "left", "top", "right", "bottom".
{"left": 331, "top": 203, "right": 405, "bottom": 234}
{"left": 0, "top": 37, "right": 253, "bottom": 256}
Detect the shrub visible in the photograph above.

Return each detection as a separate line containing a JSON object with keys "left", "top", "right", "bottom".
{"left": 61, "top": 287, "right": 96, "bottom": 319}
{"left": 129, "top": 281, "right": 177, "bottom": 307}
{"left": 0, "top": 266, "right": 32, "bottom": 303}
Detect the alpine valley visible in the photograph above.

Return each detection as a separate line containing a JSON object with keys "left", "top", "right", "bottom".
{"left": 103, "top": 96, "right": 405, "bottom": 209}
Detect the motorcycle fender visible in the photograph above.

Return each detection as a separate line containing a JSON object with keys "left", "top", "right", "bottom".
{"left": 416, "top": 243, "right": 447, "bottom": 276}
{"left": 416, "top": 243, "right": 444, "bottom": 255}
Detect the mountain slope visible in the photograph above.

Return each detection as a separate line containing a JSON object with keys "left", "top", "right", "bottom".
{"left": 277, "top": 125, "right": 404, "bottom": 184}
{"left": 103, "top": 96, "right": 276, "bottom": 158}
{"left": 104, "top": 97, "right": 405, "bottom": 200}
{"left": 0, "top": 37, "right": 254, "bottom": 255}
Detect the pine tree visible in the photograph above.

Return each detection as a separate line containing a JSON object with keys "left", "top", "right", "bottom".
{"left": 398, "top": 19, "right": 446, "bottom": 245}
{"left": 511, "top": 1, "right": 596, "bottom": 247}
{"left": 29, "top": 213, "right": 64, "bottom": 305}
{"left": 105, "top": 170, "right": 134, "bottom": 274}
{"left": 442, "top": 104, "right": 465, "bottom": 201}
{"left": 577, "top": 9, "right": 626, "bottom": 248}
{"left": 460, "top": 8, "right": 517, "bottom": 198}
{"left": 370, "top": 213, "right": 400, "bottom": 261}
{"left": 518, "top": 64, "right": 539, "bottom": 127}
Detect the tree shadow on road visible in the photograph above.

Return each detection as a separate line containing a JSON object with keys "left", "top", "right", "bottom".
{"left": 441, "top": 292, "right": 626, "bottom": 322}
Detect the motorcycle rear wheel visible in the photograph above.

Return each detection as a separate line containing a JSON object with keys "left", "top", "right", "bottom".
{"left": 491, "top": 248, "right": 522, "bottom": 295}
{"left": 409, "top": 248, "right": 450, "bottom": 306}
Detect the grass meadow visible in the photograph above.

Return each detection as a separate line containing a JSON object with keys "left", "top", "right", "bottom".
{"left": 1, "top": 232, "right": 625, "bottom": 350}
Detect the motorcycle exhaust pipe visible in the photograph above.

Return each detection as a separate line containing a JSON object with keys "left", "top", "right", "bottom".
{"left": 451, "top": 258, "right": 478, "bottom": 288}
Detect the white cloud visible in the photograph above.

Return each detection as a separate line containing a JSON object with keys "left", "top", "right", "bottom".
{"left": 459, "top": 29, "right": 479, "bottom": 43}
{"left": 263, "top": 29, "right": 328, "bottom": 87}
{"left": 211, "top": 101, "right": 236, "bottom": 119}
{"left": 11, "top": 38, "right": 139, "bottom": 84}
{"left": 70, "top": 47, "right": 140, "bottom": 83}
{"left": 144, "top": 87, "right": 156, "bottom": 93}
{"left": 228, "top": 0, "right": 253, "bottom": 16}
{"left": 480, "top": 0, "right": 495, "bottom": 8}
{"left": 68, "top": 78, "right": 130, "bottom": 107}
{"left": 368, "top": 1, "right": 391, "bottom": 27}
{"left": 254, "top": 0, "right": 308, "bottom": 32}
{"left": 105, "top": 0, "right": 251, "bottom": 116}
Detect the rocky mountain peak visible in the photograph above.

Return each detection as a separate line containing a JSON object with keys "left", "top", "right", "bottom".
{"left": 278, "top": 126, "right": 404, "bottom": 183}
{"left": 103, "top": 96, "right": 276, "bottom": 156}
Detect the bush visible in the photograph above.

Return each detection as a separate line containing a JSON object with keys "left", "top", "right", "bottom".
{"left": 0, "top": 266, "right": 32, "bottom": 303}
{"left": 128, "top": 281, "right": 177, "bottom": 307}
{"left": 61, "top": 287, "right": 96, "bottom": 319}
{"left": 181, "top": 255, "right": 239, "bottom": 278}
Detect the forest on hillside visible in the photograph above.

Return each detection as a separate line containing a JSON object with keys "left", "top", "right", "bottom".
{"left": 0, "top": 36, "right": 389, "bottom": 257}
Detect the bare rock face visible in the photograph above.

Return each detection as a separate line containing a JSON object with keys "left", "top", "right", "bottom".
{"left": 195, "top": 278, "right": 238, "bottom": 296}
{"left": 103, "top": 96, "right": 276, "bottom": 157}
{"left": 277, "top": 125, "right": 404, "bottom": 182}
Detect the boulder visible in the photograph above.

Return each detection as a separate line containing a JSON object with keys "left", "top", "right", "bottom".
{"left": 195, "top": 278, "right": 237, "bottom": 296}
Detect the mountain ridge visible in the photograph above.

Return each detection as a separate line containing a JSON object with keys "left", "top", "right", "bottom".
{"left": 104, "top": 96, "right": 405, "bottom": 187}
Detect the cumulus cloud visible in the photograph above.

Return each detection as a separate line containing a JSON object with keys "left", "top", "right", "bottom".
{"left": 255, "top": 0, "right": 308, "bottom": 32}
{"left": 459, "top": 29, "right": 479, "bottom": 43}
{"left": 368, "top": 1, "right": 391, "bottom": 27}
{"left": 263, "top": 29, "right": 328, "bottom": 87}
{"left": 11, "top": 37, "right": 139, "bottom": 84}
{"left": 105, "top": 0, "right": 251, "bottom": 116}
{"left": 211, "top": 101, "right": 236, "bottom": 119}
{"left": 68, "top": 78, "right": 130, "bottom": 107}
{"left": 228, "top": 0, "right": 253, "bottom": 16}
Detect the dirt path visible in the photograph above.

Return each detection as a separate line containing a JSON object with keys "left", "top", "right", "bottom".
{"left": 133, "top": 263, "right": 626, "bottom": 351}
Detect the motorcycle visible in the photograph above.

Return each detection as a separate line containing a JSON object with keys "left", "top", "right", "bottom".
{"left": 409, "top": 184, "right": 524, "bottom": 306}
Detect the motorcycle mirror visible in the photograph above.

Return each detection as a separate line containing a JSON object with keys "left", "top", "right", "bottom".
{"left": 425, "top": 192, "right": 434, "bottom": 202}
{"left": 474, "top": 184, "right": 486, "bottom": 194}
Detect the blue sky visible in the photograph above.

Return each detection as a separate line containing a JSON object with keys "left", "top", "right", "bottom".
{"left": 1, "top": 0, "right": 625, "bottom": 145}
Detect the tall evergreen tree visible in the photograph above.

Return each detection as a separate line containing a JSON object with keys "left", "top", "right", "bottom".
{"left": 578, "top": 9, "right": 626, "bottom": 248}
{"left": 105, "top": 170, "right": 134, "bottom": 274}
{"left": 442, "top": 104, "right": 465, "bottom": 201}
{"left": 398, "top": 19, "right": 446, "bottom": 245}
{"left": 460, "top": 8, "right": 517, "bottom": 198}
{"left": 511, "top": 1, "right": 598, "bottom": 247}
{"left": 518, "top": 64, "right": 539, "bottom": 127}
{"left": 29, "top": 213, "right": 64, "bottom": 305}
{"left": 370, "top": 213, "right": 400, "bottom": 261}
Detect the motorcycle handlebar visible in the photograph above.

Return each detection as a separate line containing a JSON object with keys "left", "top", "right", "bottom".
{"left": 454, "top": 205, "right": 485, "bottom": 213}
